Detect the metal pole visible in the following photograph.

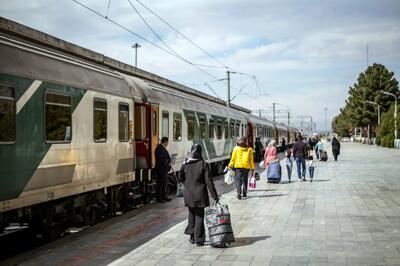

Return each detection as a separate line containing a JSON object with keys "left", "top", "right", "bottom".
{"left": 324, "top": 107, "right": 328, "bottom": 134}
{"left": 395, "top": 97, "right": 398, "bottom": 140}
{"left": 227, "top": 71, "right": 230, "bottom": 107}
{"left": 288, "top": 112, "right": 290, "bottom": 127}
{"left": 378, "top": 104, "right": 380, "bottom": 125}
{"left": 273, "top": 103, "right": 276, "bottom": 124}
{"left": 132, "top": 43, "right": 141, "bottom": 67}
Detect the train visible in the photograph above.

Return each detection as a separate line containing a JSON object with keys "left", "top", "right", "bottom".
{"left": 0, "top": 17, "right": 298, "bottom": 236}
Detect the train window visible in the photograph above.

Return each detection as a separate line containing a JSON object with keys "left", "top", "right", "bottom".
{"left": 134, "top": 105, "right": 146, "bottom": 140}
{"left": 199, "top": 115, "right": 206, "bottom": 139}
{"left": 209, "top": 118, "right": 215, "bottom": 139}
{"left": 45, "top": 91, "right": 72, "bottom": 142}
{"left": 224, "top": 121, "right": 229, "bottom": 138}
{"left": 235, "top": 122, "right": 240, "bottom": 137}
{"left": 173, "top": 113, "right": 182, "bottom": 141}
{"left": 0, "top": 85, "right": 15, "bottom": 143}
{"left": 93, "top": 98, "right": 107, "bottom": 142}
{"left": 151, "top": 110, "right": 157, "bottom": 137}
{"left": 187, "top": 113, "right": 195, "bottom": 140}
{"left": 230, "top": 121, "right": 235, "bottom": 138}
{"left": 119, "top": 103, "right": 129, "bottom": 142}
{"left": 162, "top": 111, "right": 169, "bottom": 139}
{"left": 216, "top": 119, "right": 223, "bottom": 139}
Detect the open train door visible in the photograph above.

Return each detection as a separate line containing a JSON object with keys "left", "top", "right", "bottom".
{"left": 247, "top": 122, "right": 254, "bottom": 148}
{"left": 150, "top": 104, "right": 159, "bottom": 168}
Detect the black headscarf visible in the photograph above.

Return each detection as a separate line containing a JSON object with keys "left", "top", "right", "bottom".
{"left": 184, "top": 144, "right": 203, "bottom": 164}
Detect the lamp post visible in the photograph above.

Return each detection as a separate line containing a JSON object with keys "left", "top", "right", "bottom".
{"left": 380, "top": 91, "right": 397, "bottom": 139}
{"left": 366, "top": 100, "right": 381, "bottom": 125}
{"left": 132, "top": 43, "right": 141, "bottom": 67}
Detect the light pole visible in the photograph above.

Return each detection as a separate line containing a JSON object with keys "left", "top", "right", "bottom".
{"left": 380, "top": 91, "right": 398, "bottom": 140}
{"left": 132, "top": 43, "right": 141, "bottom": 67}
{"left": 366, "top": 100, "right": 381, "bottom": 125}
{"left": 324, "top": 107, "right": 328, "bottom": 135}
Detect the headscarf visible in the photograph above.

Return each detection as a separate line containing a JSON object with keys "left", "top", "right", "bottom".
{"left": 184, "top": 144, "right": 203, "bottom": 164}
{"left": 268, "top": 140, "right": 276, "bottom": 148}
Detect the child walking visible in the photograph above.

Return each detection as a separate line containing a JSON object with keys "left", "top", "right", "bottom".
{"left": 285, "top": 149, "right": 293, "bottom": 182}
{"left": 306, "top": 155, "right": 316, "bottom": 182}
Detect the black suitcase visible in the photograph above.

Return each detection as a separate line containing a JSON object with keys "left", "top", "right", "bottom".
{"left": 205, "top": 203, "right": 235, "bottom": 247}
{"left": 320, "top": 151, "right": 328, "bottom": 161}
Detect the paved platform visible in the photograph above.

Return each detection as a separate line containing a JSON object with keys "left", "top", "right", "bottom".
{"left": 108, "top": 143, "right": 400, "bottom": 266}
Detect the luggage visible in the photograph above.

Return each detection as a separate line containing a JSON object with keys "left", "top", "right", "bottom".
{"left": 320, "top": 151, "right": 328, "bottom": 161}
{"left": 205, "top": 202, "right": 235, "bottom": 247}
{"left": 267, "top": 161, "right": 281, "bottom": 183}
{"left": 174, "top": 173, "right": 184, "bottom": 197}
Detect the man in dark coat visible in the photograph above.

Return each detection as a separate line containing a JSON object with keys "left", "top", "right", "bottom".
{"left": 281, "top": 137, "right": 286, "bottom": 151}
{"left": 154, "top": 137, "right": 171, "bottom": 203}
{"left": 331, "top": 137, "right": 341, "bottom": 161}
{"left": 254, "top": 137, "right": 263, "bottom": 162}
{"left": 180, "top": 144, "right": 219, "bottom": 246}
{"left": 292, "top": 135, "right": 308, "bottom": 181}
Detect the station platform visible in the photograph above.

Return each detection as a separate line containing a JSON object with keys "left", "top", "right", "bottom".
{"left": 5, "top": 142, "right": 400, "bottom": 266}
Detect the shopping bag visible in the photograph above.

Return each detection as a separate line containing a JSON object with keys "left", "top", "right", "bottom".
{"left": 224, "top": 169, "right": 235, "bottom": 185}
{"left": 248, "top": 174, "right": 256, "bottom": 189}
{"left": 259, "top": 161, "right": 265, "bottom": 169}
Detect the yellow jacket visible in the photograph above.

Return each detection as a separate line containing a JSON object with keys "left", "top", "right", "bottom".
{"left": 228, "top": 146, "right": 255, "bottom": 170}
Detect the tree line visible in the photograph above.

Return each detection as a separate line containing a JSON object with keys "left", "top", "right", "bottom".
{"left": 332, "top": 63, "right": 400, "bottom": 148}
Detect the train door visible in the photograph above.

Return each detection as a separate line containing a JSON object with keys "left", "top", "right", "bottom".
{"left": 134, "top": 103, "right": 150, "bottom": 169}
{"left": 247, "top": 122, "right": 254, "bottom": 148}
{"left": 150, "top": 104, "right": 159, "bottom": 168}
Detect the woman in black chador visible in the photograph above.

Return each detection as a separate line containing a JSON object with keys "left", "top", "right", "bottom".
{"left": 180, "top": 144, "right": 219, "bottom": 246}
{"left": 331, "top": 137, "right": 341, "bottom": 161}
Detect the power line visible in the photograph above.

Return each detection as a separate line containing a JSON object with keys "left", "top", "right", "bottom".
{"left": 72, "top": 0, "right": 225, "bottom": 84}
{"left": 127, "top": 0, "right": 225, "bottom": 70}
{"left": 134, "top": 0, "right": 229, "bottom": 69}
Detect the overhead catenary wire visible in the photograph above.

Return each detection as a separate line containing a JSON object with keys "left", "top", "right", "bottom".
{"left": 134, "top": 0, "right": 230, "bottom": 69}
{"left": 72, "top": 0, "right": 224, "bottom": 83}
{"left": 127, "top": 0, "right": 225, "bottom": 70}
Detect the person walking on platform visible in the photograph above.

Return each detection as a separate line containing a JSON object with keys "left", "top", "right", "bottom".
{"left": 316, "top": 139, "right": 324, "bottom": 160}
{"left": 281, "top": 137, "right": 286, "bottom": 151}
{"left": 293, "top": 136, "right": 307, "bottom": 182}
{"left": 180, "top": 144, "right": 219, "bottom": 246}
{"left": 228, "top": 137, "right": 255, "bottom": 199}
{"left": 254, "top": 137, "right": 263, "bottom": 162}
{"left": 154, "top": 137, "right": 172, "bottom": 203}
{"left": 285, "top": 148, "right": 293, "bottom": 182}
{"left": 264, "top": 140, "right": 278, "bottom": 169}
{"left": 331, "top": 137, "right": 341, "bottom": 161}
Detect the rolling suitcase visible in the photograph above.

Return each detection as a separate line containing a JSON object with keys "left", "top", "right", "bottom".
{"left": 205, "top": 202, "right": 235, "bottom": 248}
{"left": 320, "top": 151, "right": 328, "bottom": 161}
{"left": 267, "top": 161, "right": 281, "bottom": 183}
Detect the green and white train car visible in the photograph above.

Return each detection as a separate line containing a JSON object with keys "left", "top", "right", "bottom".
{"left": 0, "top": 17, "right": 295, "bottom": 234}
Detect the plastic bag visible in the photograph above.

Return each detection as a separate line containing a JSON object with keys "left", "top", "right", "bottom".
{"left": 248, "top": 174, "right": 256, "bottom": 189}
{"left": 176, "top": 182, "right": 184, "bottom": 197}
{"left": 224, "top": 169, "right": 235, "bottom": 185}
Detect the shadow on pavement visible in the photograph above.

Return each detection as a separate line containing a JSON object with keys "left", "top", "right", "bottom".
{"left": 311, "top": 179, "right": 331, "bottom": 182}
{"left": 245, "top": 194, "right": 287, "bottom": 198}
{"left": 247, "top": 189, "right": 277, "bottom": 192}
{"left": 231, "top": 236, "right": 271, "bottom": 247}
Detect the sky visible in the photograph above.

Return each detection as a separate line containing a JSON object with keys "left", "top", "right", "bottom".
{"left": 1, "top": 0, "right": 400, "bottom": 131}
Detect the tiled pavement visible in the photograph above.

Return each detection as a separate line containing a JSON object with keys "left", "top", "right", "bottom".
{"left": 108, "top": 143, "right": 400, "bottom": 266}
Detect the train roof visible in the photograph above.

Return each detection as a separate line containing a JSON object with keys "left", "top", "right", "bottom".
{"left": 247, "top": 114, "right": 275, "bottom": 127}
{"left": 0, "top": 17, "right": 250, "bottom": 114}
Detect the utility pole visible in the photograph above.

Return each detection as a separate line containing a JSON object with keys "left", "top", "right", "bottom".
{"left": 272, "top": 102, "right": 276, "bottom": 124}
{"left": 324, "top": 107, "right": 328, "bottom": 134}
{"left": 132, "top": 43, "right": 141, "bottom": 67}
{"left": 310, "top": 116, "right": 313, "bottom": 134}
{"left": 227, "top": 70, "right": 231, "bottom": 107}
{"left": 287, "top": 112, "right": 290, "bottom": 127}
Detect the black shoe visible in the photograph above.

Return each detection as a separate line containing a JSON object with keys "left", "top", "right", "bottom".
{"left": 163, "top": 197, "right": 171, "bottom": 201}
{"left": 243, "top": 193, "right": 247, "bottom": 197}
{"left": 196, "top": 242, "right": 204, "bottom": 246}
{"left": 189, "top": 235, "right": 195, "bottom": 244}
{"left": 302, "top": 178, "right": 306, "bottom": 182}
{"left": 156, "top": 199, "right": 165, "bottom": 203}
{"left": 237, "top": 193, "right": 242, "bottom": 200}
{"left": 310, "top": 179, "right": 313, "bottom": 182}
